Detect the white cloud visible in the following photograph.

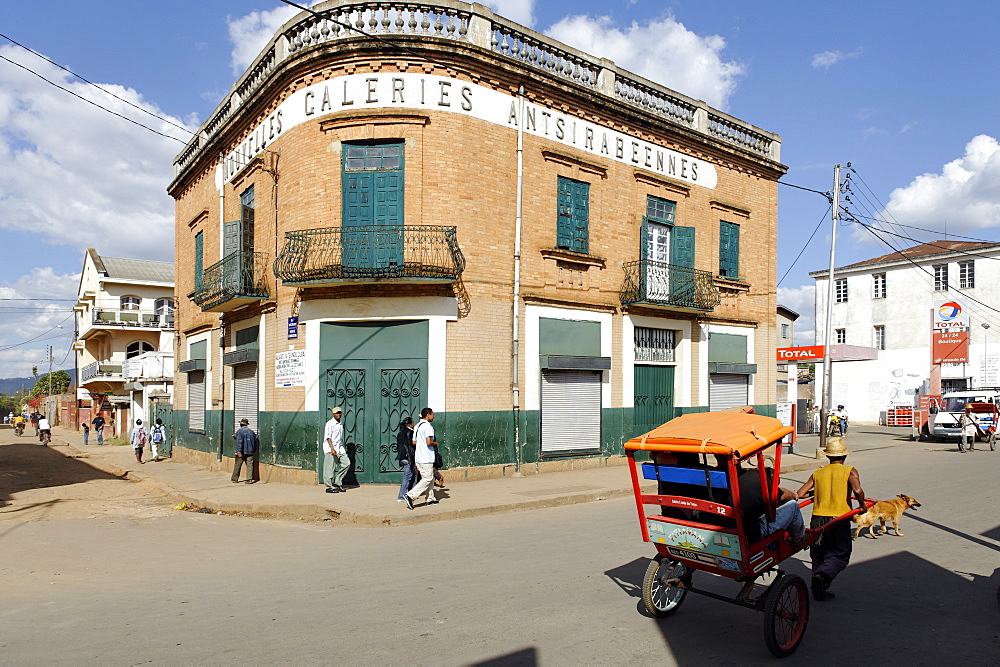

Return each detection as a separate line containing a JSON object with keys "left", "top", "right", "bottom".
{"left": 227, "top": 6, "right": 304, "bottom": 73}
{"left": 544, "top": 14, "right": 743, "bottom": 109}
{"left": 483, "top": 0, "right": 537, "bottom": 27}
{"left": 0, "top": 268, "right": 78, "bottom": 378}
{"left": 811, "top": 47, "right": 863, "bottom": 69}
{"left": 0, "top": 45, "right": 193, "bottom": 263}
{"left": 877, "top": 135, "right": 1000, "bottom": 236}
{"left": 778, "top": 285, "right": 816, "bottom": 347}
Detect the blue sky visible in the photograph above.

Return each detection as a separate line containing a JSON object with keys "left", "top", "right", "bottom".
{"left": 1, "top": 0, "right": 998, "bottom": 377}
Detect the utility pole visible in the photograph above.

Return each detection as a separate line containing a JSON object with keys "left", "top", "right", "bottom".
{"left": 48, "top": 345, "right": 53, "bottom": 421}
{"left": 819, "top": 165, "right": 841, "bottom": 451}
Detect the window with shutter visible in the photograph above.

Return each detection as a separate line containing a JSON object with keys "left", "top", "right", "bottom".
{"left": 194, "top": 232, "right": 203, "bottom": 289}
{"left": 718, "top": 221, "right": 740, "bottom": 278}
{"left": 556, "top": 176, "right": 589, "bottom": 253}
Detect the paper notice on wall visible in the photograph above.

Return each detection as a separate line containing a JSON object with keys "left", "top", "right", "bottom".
{"left": 275, "top": 350, "right": 306, "bottom": 387}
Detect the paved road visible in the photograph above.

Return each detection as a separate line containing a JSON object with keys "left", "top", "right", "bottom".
{"left": 1, "top": 426, "right": 999, "bottom": 664}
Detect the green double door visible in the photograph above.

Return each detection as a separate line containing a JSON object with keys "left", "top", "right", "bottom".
{"left": 634, "top": 365, "right": 675, "bottom": 435}
{"left": 320, "top": 320, "right": 427, "bottom": 484}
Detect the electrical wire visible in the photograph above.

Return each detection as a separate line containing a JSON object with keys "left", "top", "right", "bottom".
{"left": 778, "top": 180, "right": 830, "bottom": 198}
{"left": 0, "top": 52, "right": 186, "bottom": 143}
{"left": 0, "top": 316, "right": 73, "bottom": 352}
{"left": 778, "top": 202, "right": 832, "bottom": 287}
{"left": 0, "top": 32, "right": 196, "bottom": 137}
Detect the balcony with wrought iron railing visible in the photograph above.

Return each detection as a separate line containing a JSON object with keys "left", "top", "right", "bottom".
{"left": 81, "top": 361, "right": 124, "bottom": 384}
{"left": 192, "top": 251, "right": 270, "bottom": 312}
{"left": 620, "top": 260, "right": 721, "bottom": 311}
{"left": 273, "top": 225, "right": 465, "bottom": 287}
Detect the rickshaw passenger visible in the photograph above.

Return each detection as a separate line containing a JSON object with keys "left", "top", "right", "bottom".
{"left": 715, "top": 456, "right": 805, "bottom": 545}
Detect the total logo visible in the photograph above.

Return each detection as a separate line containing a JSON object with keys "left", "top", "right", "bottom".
{"left": 938, "top": 302, "right": 963, "bottom": 321}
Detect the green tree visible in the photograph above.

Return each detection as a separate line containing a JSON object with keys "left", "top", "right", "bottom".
{"left": 30, "top": 370, "right": 71, "bottom": 398}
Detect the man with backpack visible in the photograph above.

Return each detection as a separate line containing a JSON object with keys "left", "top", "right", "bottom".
{"left": 149, "top": 418, "right": 167, "bottom": 461}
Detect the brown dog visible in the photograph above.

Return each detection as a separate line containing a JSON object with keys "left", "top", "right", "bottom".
{"left": 852, "top": 494, "right": 922, "bottom": 539}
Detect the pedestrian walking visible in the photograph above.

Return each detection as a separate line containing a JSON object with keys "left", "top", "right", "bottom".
{"left": 130, "top": 419, "right": 147, "bottom": 464}
{"left": 150, "top": 418, "right": 167, "bottom": 461}
{"left": 31, "top": 412, "right": 40, "bottom": 436}
{"left": 403, "top": 407, "right": 439, "bottom": 510}
{"left": 957, "top": 404, "right": 981, "bottom": 453}
{"left": 323, "top": 407, "right": 350, "bottom": 493}
{"left": 92, "top": 414, "right": 105, "bottom": 445}
{"left": 395, "top": 417, "right": 415, "bottom": 502}
{"left": 81, "top": 421, "right": 89, "bottom": 445}
{"left": 795, "top": 437, "right": 866, "bottom": 601}
{"left": 231, "top": 418, "right": 260, "bottom": 483}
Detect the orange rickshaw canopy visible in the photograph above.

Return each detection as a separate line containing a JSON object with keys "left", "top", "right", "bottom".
{"left": 624, "top": 412, "right": 793, "bottom": 458}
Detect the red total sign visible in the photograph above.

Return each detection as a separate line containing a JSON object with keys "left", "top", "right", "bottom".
{"left": 776, "top": 345, "right": 825, "bottom": 362}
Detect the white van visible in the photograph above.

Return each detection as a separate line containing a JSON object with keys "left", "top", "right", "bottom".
{"left": 928, "top": 389, "right": 1000, "bottom": 440}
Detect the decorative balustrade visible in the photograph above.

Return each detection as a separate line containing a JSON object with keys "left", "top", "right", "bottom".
{"left": 284, "top": 2, "right": 471, "bottom": 55}
{"left": 192, "top": 251, "right": 270, "bottom": 312}
{"left": 620, "top": 260, "right": 720, "bottom": 311}
{"left": 707, "top": 113, "right": 775, "bottom": 158}
{"left": 273, "top": 225, "right": 465, "bottom": 285}
{"left": 490, "top": 21, "right": 600, "bottom": 88}
{"left": 81, "top": 361, "right": 124, "bottom": 383}
{"left": 174, "top": 0, "right": 780, "bottom": 175}
{"left": 614, "top": 76, "right": 698, "bottom": 128}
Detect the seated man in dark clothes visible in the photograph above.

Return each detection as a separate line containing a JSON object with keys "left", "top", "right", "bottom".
{"left": 733, "top": 462, "right": 806, "bottom": 545}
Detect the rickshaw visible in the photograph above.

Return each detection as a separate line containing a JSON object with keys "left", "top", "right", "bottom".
{"left": 625, "top": 411, "right": 872, "bottom": 658}
{"left": 964, "top": 402, "right": 998, "bottom": 450}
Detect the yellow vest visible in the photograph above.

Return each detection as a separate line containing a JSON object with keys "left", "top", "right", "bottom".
{"left": 812, "top": 464, "right": 853, "bottom": 517}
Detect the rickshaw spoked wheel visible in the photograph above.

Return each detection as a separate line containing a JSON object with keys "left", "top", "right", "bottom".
{"left": 762, "top": 574, "right": 809, "bottom": 658}
{"left": 989, "top": 432, "right": 996, "bottom": 451}
{"left": 642, "top": 557, "right": 689, "bottom": 618}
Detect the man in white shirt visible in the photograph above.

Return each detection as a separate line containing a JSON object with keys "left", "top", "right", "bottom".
{"left": 403, "top": 407, "right": 439, "bottom": 510}
{"left": 37, "top": 416, "right": 51, "bottom": 445}
{"left": 323, "top": 406, "right": 351, "bottom": 493}
{"left": 833, "top": 405, "right": 849, "bottom": 435}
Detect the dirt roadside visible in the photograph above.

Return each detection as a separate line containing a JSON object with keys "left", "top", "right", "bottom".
{"left": 0, "top": 426, "right": 173, "bottom": 523}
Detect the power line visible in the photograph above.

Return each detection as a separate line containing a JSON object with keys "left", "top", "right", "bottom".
{"left": 778, "top": 202, "right": 832, "bottom": 287}
{"left": 0, "top": 52, "right": 186, "bottom": 143}
{"left": 778, "top": 180, "right": 831, "bottom": 198}
{"left": 0, "top": 32, "right": 196, "bottom": 137}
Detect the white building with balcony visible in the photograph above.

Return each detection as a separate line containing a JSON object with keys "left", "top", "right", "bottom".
{"left": 810, "top": 240, "right": 1000, "bottom": 425}
{"left": 74, "top": 249, "right": 175, "bottom": 432}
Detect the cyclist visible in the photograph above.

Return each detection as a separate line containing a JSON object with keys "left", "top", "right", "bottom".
{"left": 37, "top": 415, "right": 51, "bottom": 445}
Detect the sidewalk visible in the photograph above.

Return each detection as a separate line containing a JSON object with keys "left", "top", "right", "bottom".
{"left": 50, "top": 426, "right": 832, "bottom": 526}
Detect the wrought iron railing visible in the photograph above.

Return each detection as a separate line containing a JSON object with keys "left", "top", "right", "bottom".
{"left": 273, "top": 225, "right": 465, "bottom": 285}
{"left": 620, "top": 260, "right": 721, "bottom": 311}
{"left": 81, "top": 361, "right": 124, "bottom": 383}
{"left": 192, "top": 251, "right": 270, "bottom": 310}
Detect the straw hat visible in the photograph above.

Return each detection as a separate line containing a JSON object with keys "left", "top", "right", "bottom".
{"left": 821, "top": 436, "right": 851, "bottom": 457}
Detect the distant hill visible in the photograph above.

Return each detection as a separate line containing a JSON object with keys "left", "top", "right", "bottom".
{"left": 0, "top": 370, "right": 77, "bottom": 395}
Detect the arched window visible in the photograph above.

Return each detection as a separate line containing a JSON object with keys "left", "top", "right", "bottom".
{"left": 120, "top": 295, "right": 141, "bottom": 311}
{"left": 155, "top": 298, "right": 175, "bottom": 316}
{"left": 126, "top": 341, "right": 154, "bottom": 359}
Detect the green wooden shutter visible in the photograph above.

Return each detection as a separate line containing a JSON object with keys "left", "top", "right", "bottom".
{"left": 671, "top": 226, "right": 695, "bottom": 268}
{"left": 194, "top": 232, "right": 204, "bottom": 289}
{"left": 557, "top": 177, "right": 589, "bottom": 253}
{"left": 719, "top": 221, "right": 740, "bottom": 278}
{"left": 669, "top": 226, "right": 696, "bottom": 305}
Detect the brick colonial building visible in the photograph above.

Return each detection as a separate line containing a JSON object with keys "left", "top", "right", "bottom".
{"left": 167, "top": 0, "right": 786, "bottom": 484}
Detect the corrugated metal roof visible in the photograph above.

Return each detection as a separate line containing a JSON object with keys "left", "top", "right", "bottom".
{"left": 811, "top": 240, "right": 1000, "bottom": 276}
{"left": 98, "top": 255, "right": 174, "bottom": 283}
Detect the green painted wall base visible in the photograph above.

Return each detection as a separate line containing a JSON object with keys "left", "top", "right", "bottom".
{"left": 166, "top": 404, "right": 778, "bottom": 481}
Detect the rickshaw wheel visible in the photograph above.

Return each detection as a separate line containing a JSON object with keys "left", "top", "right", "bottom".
{"left": 642, "top": 558, "right": 689, "bottom": 618}
{"left": 989, "top": 432, "right": 997, "bottom": 451}
{"left": 762, "top": 575, "right": 809, "bottom": 658}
